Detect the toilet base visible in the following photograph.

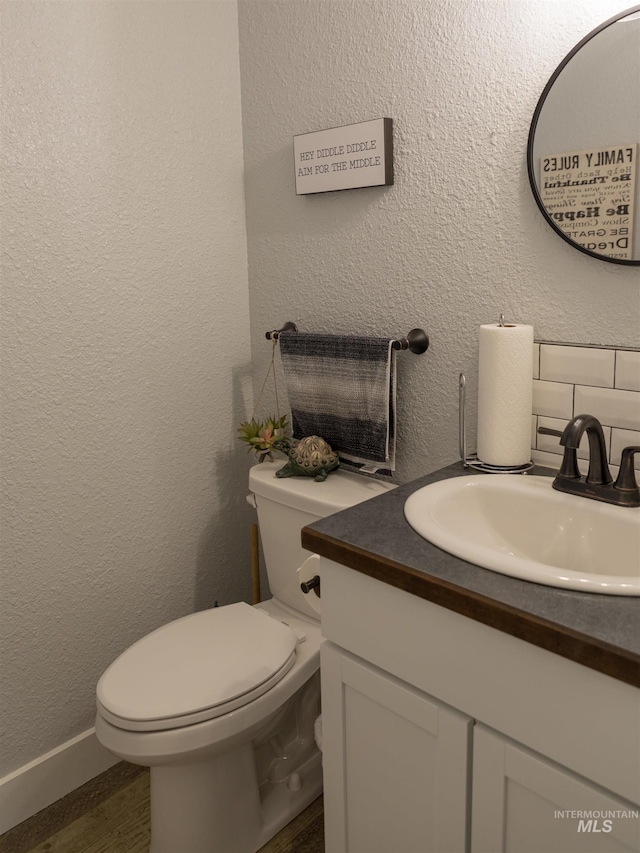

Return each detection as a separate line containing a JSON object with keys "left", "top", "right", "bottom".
{"left": 149, "top": 744, "right": 323, "bottom": 853}
{"left": 95, "top": 602, "right": 324, "bottom": 852}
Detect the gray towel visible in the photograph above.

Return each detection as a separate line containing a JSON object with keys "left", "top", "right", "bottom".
{"left": 279, "top": 332, "right": 396, "bottom": 473}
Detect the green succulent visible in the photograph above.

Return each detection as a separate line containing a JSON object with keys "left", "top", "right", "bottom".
{"left": 238, "top": 415, "right": 289, "bottom": 462}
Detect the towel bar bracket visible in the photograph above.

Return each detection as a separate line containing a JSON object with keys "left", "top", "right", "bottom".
{"left": 392, "top": 328, "right": 429, "bottom": 354}
{"left": 265, "top": 322, "right": 298, "bottom": 341}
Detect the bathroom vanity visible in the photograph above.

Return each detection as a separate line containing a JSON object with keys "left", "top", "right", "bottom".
{"left": 302, "top": 463, "right": 640, "bottom": 853}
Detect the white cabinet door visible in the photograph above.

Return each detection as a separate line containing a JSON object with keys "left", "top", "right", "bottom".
{"left": 472, "top": 725, "right": 640, "bottom": 853}
{"left": 321, "top": 641, "right": 472, "bottom": 853}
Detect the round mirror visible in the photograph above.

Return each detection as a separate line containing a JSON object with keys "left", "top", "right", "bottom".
{"left": 528, "top": 5, "right": 640, "bottom": 265}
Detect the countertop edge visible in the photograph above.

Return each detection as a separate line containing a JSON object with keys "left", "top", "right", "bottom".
{"left": 302, "top": 526, "right": 640, "bottom": 689}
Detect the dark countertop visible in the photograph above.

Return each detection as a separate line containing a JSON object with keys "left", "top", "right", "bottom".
{"left": 302, "top": 462, "right": 640, "bottom": 688}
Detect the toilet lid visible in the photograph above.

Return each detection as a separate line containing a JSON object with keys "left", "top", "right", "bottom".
{"left": 97, "top": 603, "right": 298, "bottom": 731}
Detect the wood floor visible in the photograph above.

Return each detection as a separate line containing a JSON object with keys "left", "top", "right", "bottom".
{"left": 0, "top": 762, "right": 324, "bottom": 853}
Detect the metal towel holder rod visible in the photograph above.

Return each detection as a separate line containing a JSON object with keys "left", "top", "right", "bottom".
{"left": 265, "top": 322, "right": 429, "bottom": 355}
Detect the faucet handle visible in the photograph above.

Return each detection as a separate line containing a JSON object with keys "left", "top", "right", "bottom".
{"left": 537, "top": 426, "right": 580, "bottom": 479}
{"left": 614, "top": 446, "right": 640, "bottom": 507}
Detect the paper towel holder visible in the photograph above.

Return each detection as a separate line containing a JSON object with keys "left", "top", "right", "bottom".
{"left": 459, "top": 372, "right": 534, "bottom": 474}
{"left": 497, "top": 312, "right": 517, "bottom": 329}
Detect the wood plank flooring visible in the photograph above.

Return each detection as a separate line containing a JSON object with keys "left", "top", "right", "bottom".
{"left": 0, "top": 762, "right": 324, "bottom": 853}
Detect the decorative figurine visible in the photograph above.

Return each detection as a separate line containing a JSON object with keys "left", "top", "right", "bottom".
{"left": 275, "top": 435, "right": 340, "bottom": 482}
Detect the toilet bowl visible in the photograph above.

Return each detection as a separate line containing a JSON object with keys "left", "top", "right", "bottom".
{"left": 97, "top": 599, "right": 322, "bottom": 853}
{"left": 95, "top": 463, "right": 394, "bottom": 853}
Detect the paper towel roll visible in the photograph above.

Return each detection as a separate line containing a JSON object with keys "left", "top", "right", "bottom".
{"left": 477, "top": 323, "right": 534, "bottom": 467}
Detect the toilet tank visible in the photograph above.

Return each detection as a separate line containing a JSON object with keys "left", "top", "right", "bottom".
{"left": 249, "top": 463, "right": 395, "bottom": 618}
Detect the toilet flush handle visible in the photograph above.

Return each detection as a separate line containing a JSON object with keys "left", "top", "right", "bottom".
{"left": 300, "top": 575, "right": 320, "bottom": 597}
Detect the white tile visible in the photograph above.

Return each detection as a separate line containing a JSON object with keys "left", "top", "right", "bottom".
{"left": 610, "top": 428, "right": 640, "bottom": 472}
{"left": 574, "top": 385, "right": 640, "bottom": 431}
{"left": 531, "top": 449, "right": 590, "bottom": 477}
{"left": 539, "top": 344, "right": 614, "bottom": 388}
{"left": 535, "top": 416, "right": 610, "bottom": 461}
{"left": 615, "top": 350, "right": 640, "bottom": 392}
{"left": 531, "top": 449, "right": 562, "bottom": 471}
{"left": 532, "top": 380, "right": 574, "bottom": 419}
{"left": 532, "top": 344, "right": 540, "bottom": 380}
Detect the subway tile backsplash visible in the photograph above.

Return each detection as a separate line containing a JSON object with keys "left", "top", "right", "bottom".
{"left": 615, "top": 350, "right": 640, "bottom": 392}
{"left": 539, "top": 344, "right": 615, "bottom": 387}
{"left": 531, "top": 342, "right": 640, "bottom": 474}
{"left": 574, "top": 385, "right": 640, "bottom": 431}
{"left": 532, "top": 380, "right": 574, "bottom": 419}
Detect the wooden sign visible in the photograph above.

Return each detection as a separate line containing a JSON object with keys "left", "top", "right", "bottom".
{"left": 539, "top": 143, "right": 636, "bottom": 261}
{"left": 293, "top": 118, "right": 393, "bottom": 195}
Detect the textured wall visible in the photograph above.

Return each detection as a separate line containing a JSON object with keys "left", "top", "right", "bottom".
{"left": 2, "top": 0, "right": 639, "bottom": 787}
{"left": 0, "top": 1, "right": 253, "bottom": 775}
{"left": 238, "top": 0, "right": 640, "bottom": 484}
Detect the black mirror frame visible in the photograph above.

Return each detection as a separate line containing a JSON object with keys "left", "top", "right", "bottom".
{"left": 527, "top": 4, "right": 640, "bottom": 266}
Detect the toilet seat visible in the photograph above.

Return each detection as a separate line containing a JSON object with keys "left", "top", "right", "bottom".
{"left": 96, "top": 602, "right": 299, "bottom": 732}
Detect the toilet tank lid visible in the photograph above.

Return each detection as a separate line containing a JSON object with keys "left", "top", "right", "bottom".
{"left": 249, "top": 462, "right": 395, "bottom": 518}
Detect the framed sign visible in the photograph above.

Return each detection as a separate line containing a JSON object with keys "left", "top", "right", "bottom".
{"left": 293, "top": 118, "right": 393, "bottom": 195}
{"left": 538, "top": 143, "right": 636, "bottom": 261}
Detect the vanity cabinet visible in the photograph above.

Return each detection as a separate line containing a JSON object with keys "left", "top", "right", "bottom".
{"left": 321, "top": 643, "right": 471, "bottom": 852}
{"left": 472, "top": 727, "right": 639, "bottom": 853}
{"left": 319, "top": 558, "right": 640, "bottom": 853}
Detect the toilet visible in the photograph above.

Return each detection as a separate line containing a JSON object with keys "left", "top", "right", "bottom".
{"left": 95, "top": 462, "right": 394, "bottom": 853}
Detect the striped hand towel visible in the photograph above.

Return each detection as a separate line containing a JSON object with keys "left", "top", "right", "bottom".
{"left": 278, "top": 332, "right": 396, "bottom": 473}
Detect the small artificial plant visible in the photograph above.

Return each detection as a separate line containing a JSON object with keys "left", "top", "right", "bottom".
{"left": 238, "top": 414, "right": 290, "bottom": 463}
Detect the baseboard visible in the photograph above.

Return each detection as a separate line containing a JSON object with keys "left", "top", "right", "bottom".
{"left": 0, "top": 728, "right": 119, "bottom": 834}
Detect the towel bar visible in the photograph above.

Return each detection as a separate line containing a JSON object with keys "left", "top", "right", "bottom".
{"left": 265, "top": 323, "right": 429, "bottom": 354}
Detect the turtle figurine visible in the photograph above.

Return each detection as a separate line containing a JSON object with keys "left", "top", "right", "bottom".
{"left": 275, "top": 435, "right": 340, "bottom": 482}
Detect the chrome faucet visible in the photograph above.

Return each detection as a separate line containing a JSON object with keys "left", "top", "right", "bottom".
{"left": 538, "top": 414, "right": 640, "bottom": 507}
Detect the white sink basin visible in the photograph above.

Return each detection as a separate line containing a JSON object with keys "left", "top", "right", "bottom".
{"left": 404, "top": 475, "right": 640, "bottom": 595}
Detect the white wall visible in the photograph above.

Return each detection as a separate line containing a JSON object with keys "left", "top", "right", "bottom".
{"left": 0, "top": 0, "right": 253, "bottom": 780}
{"left": 2, "top": 0, "right": 639, "bottom": 825}
{"left": 238, "top": 0, "right": 640, "bottom": 484}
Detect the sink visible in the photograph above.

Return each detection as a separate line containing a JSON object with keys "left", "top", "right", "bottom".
{"left": 404, "top": 474, "right": 640, "bottom": 595}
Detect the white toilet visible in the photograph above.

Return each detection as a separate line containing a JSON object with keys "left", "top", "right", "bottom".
{"left": 95, "top": 462, "right": 393, "bottom": 853}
